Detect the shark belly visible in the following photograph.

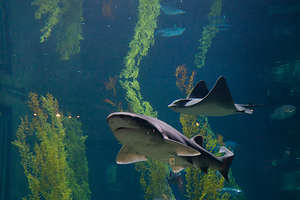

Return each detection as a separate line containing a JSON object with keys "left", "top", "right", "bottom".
{"left": 137, "top": 143, "right": 191, "bottom": 166}
{"left": 114, "top": 127, "right": 191, "bottom": 167}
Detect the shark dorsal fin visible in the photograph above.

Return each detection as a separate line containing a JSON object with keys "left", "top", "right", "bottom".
{"left": 191, "top": 134, "right": 204, "bottom": 147}
{"left": 202, "top": 76, "right": 235, "bottom": 108}
{"left": 164, "top": 138, "right": 201, "bottom": 156}
{"left": 116, "top": 145, "right": 147, "bottom": 164}
{"left": 188, "top": 80, "right": 209, "bottom": 99}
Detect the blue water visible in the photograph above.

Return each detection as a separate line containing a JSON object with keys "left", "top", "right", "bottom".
{"left": 0, "top": 0, "right": 299, "bottom": 200}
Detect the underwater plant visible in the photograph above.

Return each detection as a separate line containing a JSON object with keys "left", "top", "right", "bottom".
{"left": 103, "top": 75, "right": 123, "bottom": 111}
{"left": 104, "top": 98, "right": 123, "bottom": 111}
{"left": 104, "top": 76, "right": 117, "bottom": 97}
{"left": 182, "top": 114, "right": 244, "bottom": 200}
{"left": 181, "top": 116, "right": 244, "bottom": 200}
{"left": 12, "top": 93, "right": 90, "bottom": 200}
{"left": 180, "top": 113, "right": 231, "bottom": 200}
{"left": 55, "top": 0, "right": 84, "bottom": 60}
{"left": 119, "top": 0, "right": 160, "bottom": 116}
{"left": 32, "top": 0, "right": 61, "bottom": 43}
{"left": 175, "top": 65, "right": 195, "bottom": 95}
{"left": 63, "top": 115, "right": 91, "bottom": 200}
{"left": 135, "top": 160, "right": 175, "bottom": 200}
{"left": 12, "top": 93, "right": 72, "bottom": 200}
{"left": 194, "top": 0, "right": 222, "bottom": 69}
{"left": 31, "top": 0, "right": 84, "bottom": 60}
{"left": 119, "top": 0, "right": 177, "bottom": 199}
{"left": 183, "top": 117, "right": 227, "bottom": 200}
{"left": 175, "top": 64, "right": 188, "bottom": 93}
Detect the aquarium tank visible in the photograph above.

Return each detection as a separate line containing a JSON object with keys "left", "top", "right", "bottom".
{"left": 0, "top": 0, "right": 299, "bottom": 200}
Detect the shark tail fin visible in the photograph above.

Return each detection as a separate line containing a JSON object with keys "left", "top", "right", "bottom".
{"left": 218, "top": 146, "right": 234, "bottom": 182}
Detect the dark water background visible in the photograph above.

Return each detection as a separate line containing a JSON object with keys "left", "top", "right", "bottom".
{"left": 1, "top": 0, "right": 300, "bottom": 199}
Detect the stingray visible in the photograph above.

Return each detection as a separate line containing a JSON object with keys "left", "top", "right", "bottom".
{"left": 168, "top": 76, "right": 255, "bottom": 116}
{"left": 106, "top": 112, "right": 234, "bottom": 181}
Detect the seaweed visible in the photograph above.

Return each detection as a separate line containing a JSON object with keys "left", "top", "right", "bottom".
{"left": 119, "top": 0, "right": 176, "bottom": 199}
{"left": 194, "top": 0, "right": 222, "bottom": 69}
{"left": 32, "top": 0, "right": 83, "bottom": 60}
{"left": 12, "top": 93, "right": 90, "bottom": 200}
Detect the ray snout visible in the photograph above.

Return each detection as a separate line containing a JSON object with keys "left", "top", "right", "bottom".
{"left": 168, "top": 102, "right": 176, "bottom": 108}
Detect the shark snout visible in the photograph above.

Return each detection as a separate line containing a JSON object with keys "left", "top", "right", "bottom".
{"left": 107, "top": 112, "right": 140, "bottom": 131}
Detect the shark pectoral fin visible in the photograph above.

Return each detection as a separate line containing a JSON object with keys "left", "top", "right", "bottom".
{"left": 164, "top": 138, "right": 201, "bottom": 156}
{"left": 170, "top": 166, "right": 185, "bottom": 173}
{"left": 116, "top": 145, "right": 147, "bottom": 164}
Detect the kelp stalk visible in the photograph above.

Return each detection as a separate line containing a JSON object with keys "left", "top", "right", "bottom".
{"left": 119, "top": 0, "right": 160, "bottom": 117}
{"left": 119, "top": 0, "right": 175, "bottom": 199}
{"left": 12, "top": 93, "right": 90, "bottom": 200}
{"left": 32, "top": 0, "right": 84, "bottom": 60}
{"left": 194, "top": 0, "right": 222, "bottom": 69}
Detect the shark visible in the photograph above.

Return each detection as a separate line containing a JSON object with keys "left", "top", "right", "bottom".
{"left": 156, "top": 25, "right": 186, "bottom": 37}
{"left": 160, "top": 4, "right": 186, "bottom": 15}
{"left": 106, "top": 112, "right": 234, "bottom": 181}
{"left": 168, "top": 76, "right": 256, "bottom": 116}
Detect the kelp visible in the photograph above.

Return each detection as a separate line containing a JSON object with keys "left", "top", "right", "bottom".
{"left": 135, "top": 160, "right": 174, "bottom": 200}
{"left": 12, "top": 93, "right": 90, "bottom": 200}
{"left": 194, "top": 0, "right": 222, "bottom": 68}
{"left": 32, "top": 0, "right": 83, "bottom": 60}
{"left": 63, "top": 116, "right": 91, "bottom": 200}
{"left": 55, "top": 0, "right": 84, "bottom": 60}
{"left": 119, "top": 0, "right": 160, "bottom": 117}
{"left": 119, "top": 0, "right": 175, "bottom": 199}
{"left": 175, "top": 65, "right": 196, "bottom": 95}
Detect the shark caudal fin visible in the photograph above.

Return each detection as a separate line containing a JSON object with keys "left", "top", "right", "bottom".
{"left": 218, "top": 146, "right": 234, "bottom": 182}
